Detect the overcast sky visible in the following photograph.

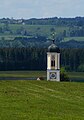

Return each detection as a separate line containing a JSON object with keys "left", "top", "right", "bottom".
{"left": 0, "top": 0, "right": 84, "bottom": 19}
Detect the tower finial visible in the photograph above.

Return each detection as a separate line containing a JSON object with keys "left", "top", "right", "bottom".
{"left": 52, "top": 33, "right": 55, "bottom": 44}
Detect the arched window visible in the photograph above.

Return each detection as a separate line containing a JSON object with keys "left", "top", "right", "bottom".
{"left": 51, "top": 55, "right": 55, "bottom": 69}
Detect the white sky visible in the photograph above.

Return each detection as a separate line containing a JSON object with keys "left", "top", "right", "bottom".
{"left": 0, "top": 0, "right": 84, "bottom": 19}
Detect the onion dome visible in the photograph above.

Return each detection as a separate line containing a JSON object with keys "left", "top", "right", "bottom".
{"left": 48, "top": 43, "right": 60, "bottom": 53}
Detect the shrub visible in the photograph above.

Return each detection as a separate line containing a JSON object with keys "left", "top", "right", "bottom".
{"left": 60, "top": 72, "right": 70, "bottom": 81}
{"left": 60, "top": 67, "right": 70, "bottom": 81}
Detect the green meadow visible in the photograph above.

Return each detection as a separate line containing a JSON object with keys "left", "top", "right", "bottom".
{"left": 1, "top": 23, "right": 84, "bottom": 42}
{"left": 0, "top": 71, "right": 84, "bottom": 81}
{"left": 0, "top": 80, "right": 84, "bottom": 120}
{"left": 0, "top": 71, "right": 84, "bottom": 120}
{"left": 0, "top": 71, "right": 46, "bottom": 78}
{"left": 0, "top": 24, "right": 69, "bottom": 39}
{"left": 68, "top": 72, "right": 84, "bottom": 82}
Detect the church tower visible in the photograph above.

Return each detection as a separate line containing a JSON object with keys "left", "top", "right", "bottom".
{"left": 47, "top": 38, "right": 60, "bottom": 81}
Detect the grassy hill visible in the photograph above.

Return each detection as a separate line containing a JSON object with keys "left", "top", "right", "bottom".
{"left": 63, "top": 37, "right": 84, "bottom": 42}
{"left": 0, "top": 80, "right": 84, "bottom": 120}
{"left": 0, "top": 23, "right": 84, "bottom": 48}
{"left": 1, "top": 23, "right": 84, "bottom": 48}
{"left": 1, "top": 17, "right": 84, "bottom": 45}
{"left": 0, "top": 24, "right": 68, "bottom": 39}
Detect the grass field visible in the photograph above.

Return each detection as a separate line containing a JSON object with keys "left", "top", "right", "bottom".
{"left": 0, "top": 71, "right": 46, "bottom": 78}
{"left": 67, "top": 72, "right": 84, "bottom": 82}
{"left": 0, "top": 71, "right": 84, "bottom": 81}
{"left": 0, "top": 71, "right": 84, "bottom": 119}
{"left": 0, "top": 80, "right": 84, "bottom": 120}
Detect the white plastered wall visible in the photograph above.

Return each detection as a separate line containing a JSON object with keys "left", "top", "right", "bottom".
{"left": 47, "top": 52, "right": 60, "bottom": 81}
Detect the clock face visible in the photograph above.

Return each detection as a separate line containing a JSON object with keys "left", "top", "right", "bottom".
{"left": 50, "top": 72, "right": 57, "bottom": 79}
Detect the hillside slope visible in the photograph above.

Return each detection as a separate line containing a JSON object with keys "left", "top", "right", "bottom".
{"left": 0, "top": 80, "right": 84, "bottom": 120}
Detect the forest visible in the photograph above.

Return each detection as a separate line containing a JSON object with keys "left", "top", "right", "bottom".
{"left": 0, "top": 47, "right": 84, "bottom": 72}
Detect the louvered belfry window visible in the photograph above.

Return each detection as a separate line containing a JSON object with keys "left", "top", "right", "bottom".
{"left": 51, "top": 55, "right": 55, "bottom": 69}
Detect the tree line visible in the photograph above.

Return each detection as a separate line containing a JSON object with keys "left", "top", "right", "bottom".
{"left": 1, "top": 17, "right": 84, "bottom": 26}
{"left": 0, "top": 47, "right": 84, "bottom": 71}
